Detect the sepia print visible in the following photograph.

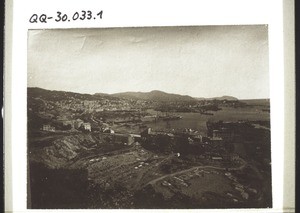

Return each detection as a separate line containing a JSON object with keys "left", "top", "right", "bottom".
{"left": 27, "top": 25, "right": 272, "bottom": 209}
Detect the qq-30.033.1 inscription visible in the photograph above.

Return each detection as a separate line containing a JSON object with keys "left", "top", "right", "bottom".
{"left": 29, "top": 10, "right": 103, "bottom": 23}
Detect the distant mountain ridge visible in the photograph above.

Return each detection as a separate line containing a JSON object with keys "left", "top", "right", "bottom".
{"left": 212, "top": 96, "right": 239, "bottom": 101}
{"left": 112, "top": 90, "right": 196, "bottom": 102}
{"left": 195, "top": 95, "right": 238, "bottom": 101}
{"left": 28, "top": 87, "right": 115, "bottom": 101}
{"left": 28, "top": 87, "right": 243, "bottom": 102}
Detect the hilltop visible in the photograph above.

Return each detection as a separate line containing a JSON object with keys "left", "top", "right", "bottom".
{"left": 195, "top": 95, "right": 238, "bottom": 101}
{"left": 112, "top": 90, "right": 196, "bottom": 102}
{"left": 28, "top": 87, "right": 246, "bottom": 103}
{"left": 28, "top": 87, "right": 117, "bottom": 101}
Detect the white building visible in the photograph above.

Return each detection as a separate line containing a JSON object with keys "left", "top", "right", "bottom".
{"left": 83, "top": 122, "right": 91, "bottom": 131}
{"left": 103, "top": 128, "right": 115, "bottom": 134}
{"left": 42, "top": 124, "right": 55, "bottom": 132}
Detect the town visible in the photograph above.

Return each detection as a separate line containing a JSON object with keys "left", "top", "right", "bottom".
{"left": 27, "top": 87, "right": 271, "bottom": 209}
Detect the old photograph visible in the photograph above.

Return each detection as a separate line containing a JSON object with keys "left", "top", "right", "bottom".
{"left": 27, "top": 25, "right": 271, "bottom": 209}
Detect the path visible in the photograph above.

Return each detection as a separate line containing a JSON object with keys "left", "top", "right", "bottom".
{"left": 143, "top": 159, "right": 247, "bottom": 187}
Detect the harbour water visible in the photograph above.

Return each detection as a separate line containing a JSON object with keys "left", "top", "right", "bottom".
{"left": 145, "top": 107, "right": 270, "bottom": 135}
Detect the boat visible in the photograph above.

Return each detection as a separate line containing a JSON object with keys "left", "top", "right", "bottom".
{"left": 141, "top": 115, "right": 157, "bottom": 122}
{"left": 161, "top": 115, "right": 183, "bottom": 121}
{"left": 200, "top": 111, "right": 214, "bottom": 116}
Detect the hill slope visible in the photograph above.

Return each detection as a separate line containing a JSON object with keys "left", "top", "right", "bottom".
{"left": 112, "top": 90, "right": 196, "bottom": 102}
{"left": 28, "top": 87, "right": 116, "bottom": 101}
{"left": 28, "top": 87, "right": 243, "bottom": 102}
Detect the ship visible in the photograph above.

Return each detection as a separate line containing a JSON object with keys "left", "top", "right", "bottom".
{"left": 141, "top": 115, "right": 157, "bottom": 122}
{"left": 160, "top": 115, "right": 183, "bottom": 121}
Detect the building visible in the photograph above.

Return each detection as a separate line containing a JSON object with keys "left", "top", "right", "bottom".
{"left": 129, "top": 133, "right": 141, "bottom": 138}
{"left": 103, "top": 128, "right": 115, "bottom": 134}
{"left": 209, "top": 136, "right": 224, "bottom": 146}
{"left": 74, "top": 119, "right": 84, "bottom": 129}
{"left": 60, "top": 120, "right": 75, "bottom": 128}
{"left": 42, "top": 124, "right": 55, "bottom": 132}
{"left": 212, "top": 128, "right": 234, "bottom": 140}
{"left": 141, "top": 115, "right": 157, "bottom": 122}
{"left": 182, "top": 129, "right": 203, "bottom": 143}
{"left": 127, "top": 135, "right": 135, "bottom": 145}
{"left": 83, "top": 122, "right": 91, "bottom": 131}
{"left": 222, "top": 153, "right": 239, "bottom": 161}
{"left": 127, "top": 134, "right": 141, "bottom": 145}
{"left": 211, "top": 156, "right": 223, "bottom": 161}
{"left": 141, "top": 128, "right": 152, "bottom": 137}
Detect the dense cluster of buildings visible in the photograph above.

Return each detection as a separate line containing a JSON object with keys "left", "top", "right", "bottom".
{"left": 138, "top": 124, "right": 246, "bottom": 163}
{"left": 53, "top": 98, "right": 153, "bottom": 113}
{"left": 42, "top": 124, "right": 55, "bottom": 132}
{"left": 55, "top": 99, "right": 133, "bottom": 112}
{"left": 206, "top": 121, "right": 252, "bottom": 142}
{"left": 42, "top": 118, "right": 92, "bottom": 132}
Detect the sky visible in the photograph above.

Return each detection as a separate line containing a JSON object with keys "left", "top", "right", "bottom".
{"left": 28, "top": 25, "right": 269, "bottom": 99}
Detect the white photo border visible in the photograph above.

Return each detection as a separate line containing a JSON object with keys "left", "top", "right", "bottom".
{"left": 4, "top": 0, "right": 295, "bottom": 212}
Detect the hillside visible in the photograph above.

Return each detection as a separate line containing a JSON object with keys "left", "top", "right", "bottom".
{"left": 240, "top": 99, "right": 270, "bottom": 106}
{"left": 212, "top": 96, "right": 238, "bottom": 101}
{"left": 196, "top": 96, "right": 238, "bottom": 101}
{"left": 28, "top": 87, "right": 246, "bottom": 103}
{"left": 28, "top": 87, "right": 117, "bottom": 101}
{"left": 112, "top": 90, "right": 196, "bottom": 102}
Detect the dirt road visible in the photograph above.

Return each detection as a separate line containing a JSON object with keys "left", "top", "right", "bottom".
{"left": 143, "top": 159, "right": 247, "bottom": 187}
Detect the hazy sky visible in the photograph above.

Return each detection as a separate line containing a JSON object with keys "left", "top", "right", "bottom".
{"left": 28, "top": 25, "right": 269, "bottom": 99}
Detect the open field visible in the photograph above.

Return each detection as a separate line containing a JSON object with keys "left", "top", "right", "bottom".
{"left": 154, "top": 170, "right": 233, "bottom": 201}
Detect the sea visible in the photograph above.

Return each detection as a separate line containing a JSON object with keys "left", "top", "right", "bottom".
{"left": 145, "top": 107, "right": 270, "bottom": 135}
